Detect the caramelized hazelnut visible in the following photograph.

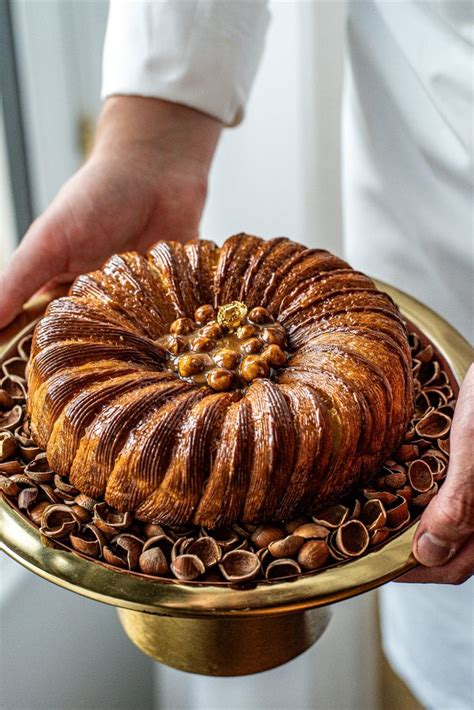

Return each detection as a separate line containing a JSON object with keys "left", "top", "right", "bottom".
{"left": 194, "top": 304, "right": 216, "bottom": 324}
{"left": 213, "top": 348, "right": 241, "bottom": 369}
{"left": 241, "top": 338, "right": 263, "bottom": 354}
{"left": 170, "top": 317, "right": 195, "bottom": 335}
{"left": 261, "top": 344, "right": 286, "bottom": 367}
{"left": 260, "top": 326, "right": 286, "bottom": 346}
{"left": 240, "top": 355, "right": 270, "bottom": 382}
{"left": 200, "top": 321, "right": 223, "bottom": 339}
{"left": 248, "top": 307, "right": 272, "bottom": 324}
{"left": 159, "top": 334, "right": 187, "bottom": 355}
{"left": 206, "top": 368, "right": 234, "bottom": 391}
{"left": 236, "top": 324, "right": 257, "bottom": 340}
{"left": 178, "top": 354, "right": 207, "bottom": 377}
{"left": 191, "top": 336, "right": 215, "bottom": 353}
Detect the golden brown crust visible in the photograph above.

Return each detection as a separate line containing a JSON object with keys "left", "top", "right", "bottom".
{"left": 27, "top": 235, "right": 414, "bottom": 527}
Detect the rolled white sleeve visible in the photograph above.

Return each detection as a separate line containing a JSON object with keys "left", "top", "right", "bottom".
{"left": 101, "top": 0, "right": 270, "bottom": 126}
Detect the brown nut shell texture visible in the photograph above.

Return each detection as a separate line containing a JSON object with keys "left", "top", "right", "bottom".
{"left": 0, "top": 234, "right": 456, "bottom": 585}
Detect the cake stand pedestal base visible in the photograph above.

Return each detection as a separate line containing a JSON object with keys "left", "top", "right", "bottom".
{"left": 117, "top": 607, "right": 332, "bottom": 676}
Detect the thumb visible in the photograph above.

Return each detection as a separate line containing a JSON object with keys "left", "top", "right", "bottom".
{"left": 0, "top": 216, "right": 67, "bottom": 328}
{"left": 413, "top": 364, "right": 474, "bottom": 566}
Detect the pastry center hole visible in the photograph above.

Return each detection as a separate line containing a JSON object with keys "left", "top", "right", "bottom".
{"left": 156, "top": 302, "right": 289, "bottom": 391}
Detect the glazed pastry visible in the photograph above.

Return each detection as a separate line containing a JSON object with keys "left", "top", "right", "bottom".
{"left": 27, "top": 235, "right": 414, "bottom": 527}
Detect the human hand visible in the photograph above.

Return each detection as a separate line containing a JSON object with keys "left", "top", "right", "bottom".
{"left": 397, "top": 363, "right": 474, "bottom": 584}
{"left": 0, "top": 96, "right": 222, "bottom": 328}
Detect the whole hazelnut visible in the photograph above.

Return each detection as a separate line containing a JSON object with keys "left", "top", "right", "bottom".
{"left": 248, "top": 307, "right": 273, "bottom": 324}
{"left": 241, "top": 338, "right": 263, "bottom": 354}
{"left": 213, "top": 348, "right": 240, "bottom": 369}
{"left": 260, "top": 326, "right": 286, "bottom": 346}
{"left": 170, "top": 317, "right": 195, "bottom": 335}
{"left": 191, "top": 336, "right": 215, "bottom": 353}
{"left": 139, "top": 547, "right": 169, "bottom": 576}
{"left": 200, "top": 321, "right": 223, "bottom": 339}
{"left": 240, "top": 355, "right": 270, "bottom": 382}
{"left": 159, "top": 334, "right": 187, "bottom": 355}
{"left": 297, "top": 540, "right": 331, "bottom": 570}
{"left": 206, "top": 368, "right": 234, "bottom": 392}
{"left": 178, "top": 354, "right": 207, "bottom": 377}
{"left": 236, "top": 324, "right": 257, "bottom": 340}
{"left": 261, "top": 344, "right": 286, "bottom": 367}
{"left": 194, "top": 304, "right": 216, "bottom": 324}
{"left": 250, "top": 525, "right": 285, "bottom": 550}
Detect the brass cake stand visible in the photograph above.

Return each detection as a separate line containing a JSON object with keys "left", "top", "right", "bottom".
{"left": 1, "top": 282, "right": 472, "bottom": 676}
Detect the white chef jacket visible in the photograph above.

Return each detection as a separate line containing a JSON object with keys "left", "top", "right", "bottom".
{"left": 102, "top": 2, "right": 474, "bottom": 708}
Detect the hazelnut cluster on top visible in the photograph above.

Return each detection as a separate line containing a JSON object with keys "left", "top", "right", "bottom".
{"left": 156, "top": 302, "right": 288, "bottom": 391}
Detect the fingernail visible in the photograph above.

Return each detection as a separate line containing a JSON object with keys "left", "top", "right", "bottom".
{"left": 415, "top": 532, "right": 454, "bottom": 566}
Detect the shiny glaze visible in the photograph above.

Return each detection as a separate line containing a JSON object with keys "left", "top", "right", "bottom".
{"left": 27, "top": 235, "right": 414, "bottom": 527}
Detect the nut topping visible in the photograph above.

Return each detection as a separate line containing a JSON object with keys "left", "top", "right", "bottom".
{"left": 160, "top": 302, "right": 289, "bottom": 391}
{"left": 170, "top": 317, "right": 195, "bottom": 335}
{"left": 194, "top": 304, "right": 216, "bottom": 324}
{"left": 206, "top": 368, "right": 234, "bottom": 392}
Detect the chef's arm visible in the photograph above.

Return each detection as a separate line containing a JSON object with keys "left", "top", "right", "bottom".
{"left": 0, "top": 1, "right": 270, "bottom": 327}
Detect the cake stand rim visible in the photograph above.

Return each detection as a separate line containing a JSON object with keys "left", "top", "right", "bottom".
{"left": 1, "top": 281, "right": 472, "bottom": 618}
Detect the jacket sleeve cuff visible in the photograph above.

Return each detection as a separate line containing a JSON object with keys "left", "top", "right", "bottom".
{"left": 101, "top": 0, "right": 270, "bottom": 126}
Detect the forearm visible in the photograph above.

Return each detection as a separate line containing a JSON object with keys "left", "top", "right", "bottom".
{"left": 94, "top": 96, "right": 223, "bottom": 181}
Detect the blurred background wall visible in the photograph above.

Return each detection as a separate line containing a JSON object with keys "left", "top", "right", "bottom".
{"left": 1, "top": 2, "right": 382, "bottom": 709}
